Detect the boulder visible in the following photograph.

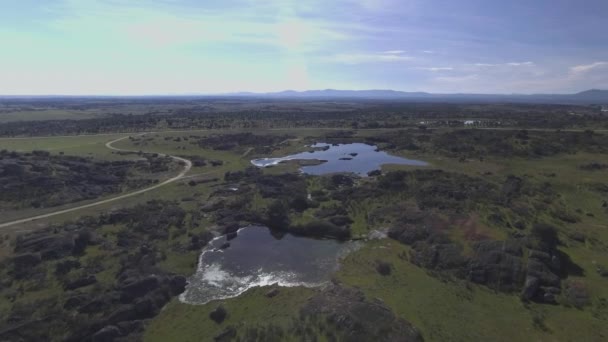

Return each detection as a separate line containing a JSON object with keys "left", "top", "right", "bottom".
{"left": 118, "top": 275, "right": 160, "bottom": 299}
{"left": 468, "top": 240, "right": 525, "bottom": 291}
{"left": 91, "top": 325, "right": 121, "bottom": 342}
{"left": 376, "top": 261, "right": 392, "bottom": 276}
{"left": 64, "top": 294, "right": 90, "bottom": 310}
{"left": 64, "top": 275, "right": 97, "bottom": 290}
{"left": 11, "top": 253, "right": 41, "bottom": 268}
{"left": 169, "top": 275, "right": 187, "bottom": 295}
{"left": 265, "top": 288, "right": 280, "bottom": 298}
{"left": 301, "top": 285, "right": 423, "bottom": 342}
{"left": 210, "top": 304, "right": 227, "bottom": 323}
{"left": 55, "top": 259, "right": 81, "bottom": 275}
{"left": 520, "top": 276, "right": 539, "bottom": 301}
{"left": 106, "top": 305, "right": 138, "bottom": 325}
{"left": 214, "top": 326, "right": 237, "bottom": 341}
{"left": 367, "top": 170, "right": 382, "bottom": 177}
{"left": 388, "top": 224, "right": 430, "bottom": 245}
{"left": 328, "top": 216, "right": 353, "bottom": 227}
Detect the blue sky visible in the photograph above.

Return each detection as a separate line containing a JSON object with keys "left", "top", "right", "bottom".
{"left": 1, "top": 0, "right": 607, "bottom": 95}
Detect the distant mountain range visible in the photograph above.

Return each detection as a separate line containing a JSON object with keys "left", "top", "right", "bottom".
{"left": 224, "top": 89, "right": 608, "bottom": 104}
{"left": 2, "top": 89, "right": 608, "bottom": 105}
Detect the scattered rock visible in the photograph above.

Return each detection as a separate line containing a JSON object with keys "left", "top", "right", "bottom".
{"left": 302, "top": 285, "right": 423, "bottom": 342}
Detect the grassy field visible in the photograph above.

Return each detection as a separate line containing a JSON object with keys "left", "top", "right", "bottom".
{"left": 145, "top": 287, "right": 315, "bottom": 342}
{"left": 3, "top": 127, "right": 608, "bottom": 341}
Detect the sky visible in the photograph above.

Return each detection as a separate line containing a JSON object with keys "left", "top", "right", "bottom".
{"left": 1, "top": 0, "right": 607, "bottom": 95}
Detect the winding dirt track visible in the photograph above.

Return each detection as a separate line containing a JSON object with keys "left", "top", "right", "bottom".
{"left": 0, "top": 135, "right": 192, "bottom": 229}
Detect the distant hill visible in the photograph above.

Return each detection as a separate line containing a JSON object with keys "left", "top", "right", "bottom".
{"left": 225, "top": 89, "right": 608, "bottom": 104}
{"left": 2, "top": 89, "right": 608, "bottom": 105}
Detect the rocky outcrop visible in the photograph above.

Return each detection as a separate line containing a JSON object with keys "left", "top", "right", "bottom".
{"left": 302, "top": 284, "right": 423, "bottom": 342}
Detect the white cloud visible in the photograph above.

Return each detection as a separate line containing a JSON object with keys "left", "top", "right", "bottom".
{"left": 416, "top": 67, "right": 453, "bottom": 72}
{"left": 326, "top": 52, "right": 412, "bottom": 64}
{"left": 570, "top": 61, "right": 608, "bottom": 74}
{"left": 383, "top": 50, "right": 406, "bottom": 54}
{"left": 473, "top": 62, "right": 534, "bottom": 68}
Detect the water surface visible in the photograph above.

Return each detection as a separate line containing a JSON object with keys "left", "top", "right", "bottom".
{"left": 180, "top": 225, "right": 359, "bottom": 304}
{"left": 251, "top": 143, "right": 427, "bottom": 176}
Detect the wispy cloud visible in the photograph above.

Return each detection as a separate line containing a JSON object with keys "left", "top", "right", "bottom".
{"left": 416, "top": 67, "right": 453, "bottom": 72}
{"left": 383, "top": 50, "right": 406, "bottom": 54}
{"left": 473, "top": 62, "right": 535, "bottom": 68}
{"left": 570, "top": 61, "right": 608, "bottom": 74}
{"left": 326, "top": 51, "right": 413, "bottom": 64}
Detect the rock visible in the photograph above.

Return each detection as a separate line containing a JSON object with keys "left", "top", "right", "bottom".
{"left": 289, "top": 220, "right": 351, "bottom": 240}
{"left": 226, "top": 232, "right": 238, "bottom": 241}
{"left": 526, "top": 259, "right": 561, "bottom": 288}
{"left": 15, "top": 234, "right": 75, "bottom": 261}
{"left": 79, "top": 298, "right": 107, "bottom": 314}
{"left": 539, "top": 286, "right": 560, "bottom": 304}
{"left": 214, "top": 326, "right": 236, "bottom": 341}
{"left": 597, "top": 265, "right": 608, "bottom": 277}
{"left": 119, "top": 275, "right": 160, "bottom": 299}
{"left": 200, "top": 199, "right": 225, "bottom": 212}
{"left": 265, "top": 288, "right": 280, "bottom": 298}
{"left": 11, "top": 253, "right": 41, "bottom": 268}
{"left": 302, "top": 285, "right": 423, "bottom": 342}
{"left": 564, "top": 281, "right": 590, "bottom": 308}
{"left": 568, "top": 231, "right": 586, "bottom": 242}
{"left": 64, "top": 294, "right": 90, "bottom": 310}
{"left": 468, "top": 240, "right": 525, "bottom": 291}
{"left": 367, "top": 170, "right": 382, "bottom": 177}
{"left": 169, "top": 275, "right": 187, "bottom": 295}
{"left": 410, "top": 242, "right": 468, "bottom": 271}
{"left": 116, "top": 320, "right": 145, "bottom": 338}
{"left": 330, "top": 174, "right": 355, "bottom": 187}
{"left": 521, "top": 276, "right": 540, "bottom": 301}
{"left": 210, "top": 304, "right": 227, "bottom": 323}
{"left": 376, "top": 261, "right": 392, "bottom": 276}
{"left": 328, "top": 215, "right": 353, "bottom": 226}
{"left": 134, "top": 297, "right": 157, "bottom": 318}
{"left": 219, "top": 242, "right": 230, "bottom": 250}
{"left": 91, "top": 325, "right": 121, "bottom": 342}
{"left": 55, "top": 259, "right": 81, "bottom": 275}
{"left": 542, "top": 292, "right": 557, "bottom": 304}
{"left": 388, "top": 224, "right": 430, "bottom": 245}
{"left": 64, "top": 275, "right": 97, "bottom": 290}
{"left": 106, "top": 305, "right": 138, "bottom": 325}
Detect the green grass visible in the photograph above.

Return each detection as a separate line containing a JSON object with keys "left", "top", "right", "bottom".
{"left": 0, "top": 134, "right": 128, "bottom": 160}
{"left": 144, "top": 287, "right": 315, "bottom": 342}
{"left": 0, "top": 109, "right": 103, "bottom": 123}
{"left": 3, "top": 128, "right": 608, "bottom": 341}
{"left": 337, "top": 239, "right": 608, "bottom": 341}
